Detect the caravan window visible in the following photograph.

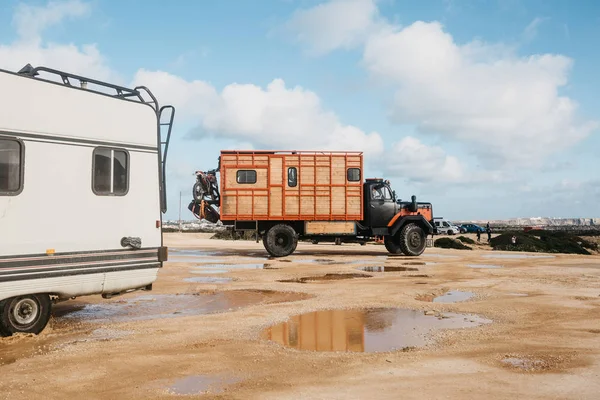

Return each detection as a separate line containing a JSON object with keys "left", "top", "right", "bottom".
{"left": 236, "top": 170, "right": 256, "bottom": 184}
{"left": 0, "top": 138, "right": 23, "bottom": 195}
{"left": 287, "top": 167, "right": 297, "bottom": 187}
{"left": 347, "top": 168, "right": 361, "bottom": 182}
{"left": 92, "top": 147, "right": 129, "bottom": 195}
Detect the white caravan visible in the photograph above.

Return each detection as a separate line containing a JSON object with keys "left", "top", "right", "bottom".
{"left": 0, "top": 64, "right": 174, "bottom": 336}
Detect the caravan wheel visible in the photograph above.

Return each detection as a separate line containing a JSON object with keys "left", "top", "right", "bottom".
{"left": 0, "top": 294, "right": 51, "bottom": 337}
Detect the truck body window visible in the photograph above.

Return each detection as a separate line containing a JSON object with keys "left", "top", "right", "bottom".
{"left": 347, "top": 168, "right": 360, "bottom": 182}
{"left": 0, "top": 138, "right": 23, "bottom": 194}
{"left": 288, "top": 167, "right": 297, "bottom": 187}
{"left": 93, "top": 147, "right": 128, "bottom": 195}
{"left": 236, "top": 170, "right": 257, "bottom": 184}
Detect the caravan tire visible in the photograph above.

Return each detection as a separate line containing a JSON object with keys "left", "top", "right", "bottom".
{"left": 0, "top": 294, "right": 52, "bottom": 337}
{"left": 263, "top": 224, "right": 298, "bottom": 257}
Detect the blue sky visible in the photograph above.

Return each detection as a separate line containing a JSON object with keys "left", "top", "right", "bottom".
{"left": 1, "top": 0, "right": 598, "bottom": 221}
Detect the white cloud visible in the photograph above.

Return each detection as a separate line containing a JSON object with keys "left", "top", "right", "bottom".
{"left": 13, "top": 0, "right": 91, "bottom": 42}
{"left": 383, "top": 137, "right": 465, "bottom": 183}
{"left": 522, "top": 17, "right": 548, "bottom": 42}
{"left": 132, "top": 69, "right": 218, "bottom": 117}
{"left": 363, "top": 21, "right": 597, "bottom": 166}
{"left": 282, "top": 0, "right": 386, "bottom": 55}
{"left": 133, "top": 71, "right": 384, "bottom": 157}
{"left": 283, "top": 2, "right": 598, "bottom": 169}
{"left": 0, "top": 0, "right": 116, "bottom": 83}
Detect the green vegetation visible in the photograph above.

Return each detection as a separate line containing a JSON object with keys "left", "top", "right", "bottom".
{"left": 434, "top": 237, "right": 472, "bottom": 250}
{"left": 457, "top": 236, "right": 476, "bottom": 245}
{"left": 490, "top": 230, "right": 598, "bottom": 255}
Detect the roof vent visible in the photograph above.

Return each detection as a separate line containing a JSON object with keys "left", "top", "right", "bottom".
{"left": 17, "top": 64, "right": 39, "bottom": 76}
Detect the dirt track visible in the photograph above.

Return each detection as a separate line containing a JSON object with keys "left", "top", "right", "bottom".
{"left": 1, "top": 232, "right": 600, "bottom": 399}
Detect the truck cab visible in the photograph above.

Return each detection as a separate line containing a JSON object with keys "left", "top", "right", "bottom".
{"left": 360, "top": 178, "right": 435, "bottom": 255}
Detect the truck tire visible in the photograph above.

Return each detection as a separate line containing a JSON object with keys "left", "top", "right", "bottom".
{"left": 399, "top": 223, "right": 427, "bottom": 256}
{"left": 263, "top": 224, "right": 298, "bottom": 257}
{"left": 0, "top": 294, "right": 52, "bottom": 337}
{"left": 384, "top": 235, "right": 403, "bottom": 254}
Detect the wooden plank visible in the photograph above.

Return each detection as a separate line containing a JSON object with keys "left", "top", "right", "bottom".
{"left": 285, "top": 196, "right": 299, "bottom": 215}
{"left": 305, "top": 221, "right": 356, "bottom": 235}
{"left": 269, "top": 187, "right": 282, "bottom": 216}
{"left": 270, "top": 158, "right": 283, "bottom": 185}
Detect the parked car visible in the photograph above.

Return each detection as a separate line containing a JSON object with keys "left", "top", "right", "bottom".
{"left": 460, "top": 223, "right": 485, "bottom": 233}
{"left": 433, "top": 218, "right": 461, "bottom": 235}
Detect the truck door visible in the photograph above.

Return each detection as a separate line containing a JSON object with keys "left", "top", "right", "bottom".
{"left": 368, "top": 184, "right": 396, "bottom": 228}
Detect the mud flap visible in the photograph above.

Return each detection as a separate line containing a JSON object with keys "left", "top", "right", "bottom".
{"left": 426, "top": 238, "right": 434, "bottom": 248}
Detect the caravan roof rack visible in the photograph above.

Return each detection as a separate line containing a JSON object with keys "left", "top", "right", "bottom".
{"left": 17, "top": 63, "right": 160, "bottom": 111}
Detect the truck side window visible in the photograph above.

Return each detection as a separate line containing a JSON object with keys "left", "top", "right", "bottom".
{"left": 92, "top": 147, "right": 129, "bottom": 196}
{"left": 347, "top": 168, "right": 360, "bottom": 182}
{"left": 236, "top": 170, "right": 257, "bottom": 184}
{"left": 0, "top": 137, "right": 23, "bottom": 195}
{"left": 287, "top": 167, "right": 297, "bottom": 187}
{"left": 381, "top": 186, "right": 392, "bottom": 200}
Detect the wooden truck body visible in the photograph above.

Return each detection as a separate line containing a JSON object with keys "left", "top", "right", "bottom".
{"left": 219, "top": 150, "right": 363, "bottom": 234}
{"left": 190, "top": 150, "right": 435, "bottom": 257}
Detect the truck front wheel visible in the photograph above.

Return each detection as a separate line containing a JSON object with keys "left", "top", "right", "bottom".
{"left": 384, "top": 235, "right": 403, "bottom": 254}
{"left": 399, "top": 223, "right": 427, "bottom": 256}
{"left": 0, "top": 294, "right": 52, "bottom": 337}
{"left": 263, "top": 224, "right": 298, "bottom": 257}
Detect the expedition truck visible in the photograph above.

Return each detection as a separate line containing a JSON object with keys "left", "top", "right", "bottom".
{"left": 0, "top": 64, "right": 174, "bottom": 336}
{"left": 189, "top": 150, "right": 435, "bottom": 257}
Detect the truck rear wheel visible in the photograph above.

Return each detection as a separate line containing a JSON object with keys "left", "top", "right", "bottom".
{"left": 263, "top": 224, "right": 298, "bottom": 257}
{"left": 384, "top": 235, "right": 403, "bottom": 254}
{"left": 0, "top": 294, "right": 52, "bottom": 337}
{"left": 399, "top": 223, "right": 427, "bottom": 256}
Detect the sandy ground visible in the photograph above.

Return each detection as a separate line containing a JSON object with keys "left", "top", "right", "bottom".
{"left": 1, "top": 232, "right": 599, "bottom": 400}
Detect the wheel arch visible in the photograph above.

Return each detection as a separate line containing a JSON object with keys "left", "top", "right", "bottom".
{"left": 390, "top": 215, "right": 434, "bottom": 237}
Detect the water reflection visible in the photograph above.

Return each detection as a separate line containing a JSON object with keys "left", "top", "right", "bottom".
{"left": 262, "top": 308, "right": 491, "bottom": 353}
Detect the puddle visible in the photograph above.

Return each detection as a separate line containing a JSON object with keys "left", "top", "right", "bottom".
{"left": 262, "top": 308, "right": 492, "bottom": 352}
{"left": 218, "top": 263, "right": 267, "bottom": 270}
{"left": 394, "top": 261, "right": 437, "bottom": 266}
{"left": 433, "top": 290, "right": 474, "bottom": 303}
{"left": 297, "top": 259, "right": 338, "bottom": 265}
{"left": 467, "top": 264, "right": 503, "bottom": 269}
{"left": 60, "top": 290, "right": 311, "bottom": 323}
{"left": 279, "top": 273, "right": 371, "bottom": 283}
{"left": 420, "top": 254, "right": 459, "bottom": 259}
{"left": 169, "top": 249, "right": 224, "bottom": 263}
{"left": 190, "top": 268, "right": 229, "bottom": 274}
{"left": 357, "top": 266, "right": 419, "bottom": 272}
{"left": 184, "top": 277, "right": 233, "bottom": 284}
{"left": 191, "top": 263, "right": 268, "bottom": 273}
{"left": 168, "top": 374, "right": 241, "bottom": 395}
{"left": 483, "top": 253, "right": 555, "bottom": 259}
{"left": 350, "top": 257, "right": 387, "bottom": 265}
